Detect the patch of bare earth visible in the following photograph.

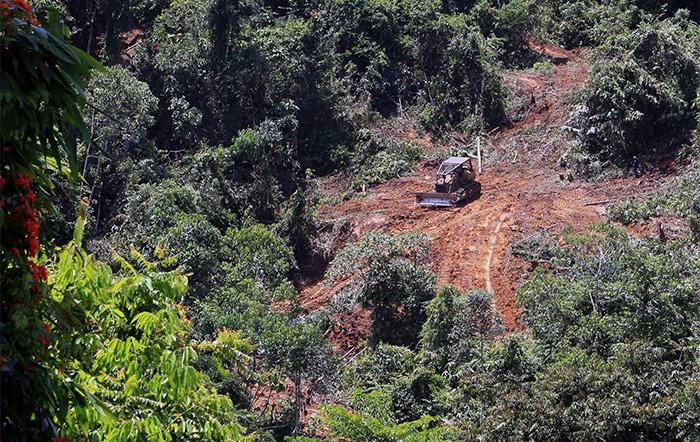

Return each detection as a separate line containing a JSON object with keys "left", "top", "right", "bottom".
{"left": 299, "top": 50, "right": 677, "bottom": 342}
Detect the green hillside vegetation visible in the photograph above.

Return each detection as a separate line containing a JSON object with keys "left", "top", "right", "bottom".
{"left": 1, "top": 0, "right": 699, "bottom": 440}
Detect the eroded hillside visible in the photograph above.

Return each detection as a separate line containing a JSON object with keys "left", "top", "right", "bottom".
{"left": 301, "top": 48, "right": 680, "bottom": 341}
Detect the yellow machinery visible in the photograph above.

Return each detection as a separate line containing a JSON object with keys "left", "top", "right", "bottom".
{"left": 415, "top": 157, "right": 481, "bottom": 207}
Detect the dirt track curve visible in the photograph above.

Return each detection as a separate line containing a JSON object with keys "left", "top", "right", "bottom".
{"left": 299, "top": 48, "right": 676, "bottom": 338}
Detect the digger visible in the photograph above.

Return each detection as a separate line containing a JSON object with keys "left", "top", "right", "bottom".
{"left": 415, "top": 157, "right": 481, "bottom": 207}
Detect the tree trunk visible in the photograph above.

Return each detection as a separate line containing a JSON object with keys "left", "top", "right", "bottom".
{"left": 292, "top": 375, "right": 302, "bottom": 435}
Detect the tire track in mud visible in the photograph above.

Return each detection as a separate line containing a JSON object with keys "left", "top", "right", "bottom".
{"left": 485, "top": 213, "right": 510, "bottom": 293}
{"left": 303, "top": 157, "right": 673, "bottom": 334}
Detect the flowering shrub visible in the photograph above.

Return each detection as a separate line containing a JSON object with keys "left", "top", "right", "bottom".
{"left": 0, "top": 1, "right": 99, "bottom": 437}
{"left": 0, "top": 0, "right": 39, "bottom": 25}
{"left": 2, "top": 172, "right": 40, "bottom": 257}
{"left": 0, "top": 171, "right": 55, "bottom": 439}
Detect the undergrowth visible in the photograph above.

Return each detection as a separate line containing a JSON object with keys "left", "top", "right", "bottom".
{"left": 608, "top": 162, "right": 700, "bottom": 225}
{"left": 350, "top": 141, "right": 423, "bottom": 192}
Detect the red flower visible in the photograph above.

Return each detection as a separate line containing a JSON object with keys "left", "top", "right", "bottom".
{"left": 0, "top": 175, "right": 5, "bottom": 187}
{"left": 0, "top": 1, "right": 37, "bottom": 24}
{"left": 15, "top": 172, "right": 32, "bottom": 188}
{"left": 38, "top": 334, "right": 51, "bottom": 347}
{"left": 28, "top": 237, "right": 40, "bottom": 256}
{"left": 22, "top": 216, "right": 39, "bottom": 237}
{"left": 16, "top": 209, "right": 41, "bottom": 256}
{"left": 13, "top": 0, "right": 32, "bottom": 14}
{"left": 29, "top": 261, "right": 47, "bottom": 281}
{"left": 3, "top": 175, "right": 42, "bottom": 257}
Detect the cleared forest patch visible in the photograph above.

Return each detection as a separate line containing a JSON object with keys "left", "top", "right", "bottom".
{"left": 300, "top": 54, "right": 680, "bottom": 342}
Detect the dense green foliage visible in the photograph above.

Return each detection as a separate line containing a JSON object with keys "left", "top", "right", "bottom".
{"left": 325, "top": 231, "right": 435, "bottom": 345}
{"left": 4, "top": 0, "right": 700, "bottom": 440}
{"left": 300, "top": 225, "right": 700, "bottom": 441}
{"left": 565, "top": 13, "right": 700, "bottom": 174}
{"left": 350, "top": 133, "right": 423, "bottom": 192}
{"left": 51, "top": 215, "right": 250, "bottom": 440}
{"left": 0, "top": 4, "right": 98, "bottom": 180}
{"left": 309, "top": 391, "right": 457, "bottom": 441}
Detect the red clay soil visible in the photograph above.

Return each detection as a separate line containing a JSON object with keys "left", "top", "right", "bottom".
{"left": 299, "top": 56, "right": 677, "bottom": 339}
{"left": 120, "top": 28, "right": 144, "bottom": 59}
{"left": 526, "top": 37, "right": 576, "bottom": 64}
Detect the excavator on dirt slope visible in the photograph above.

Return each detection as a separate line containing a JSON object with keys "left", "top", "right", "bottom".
{"left": 416, "top": 157, "right": 481, "bottom": 207}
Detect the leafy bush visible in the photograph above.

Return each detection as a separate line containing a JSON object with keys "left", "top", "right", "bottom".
{"left": 161, "top": 212, "right": 229, "bottom": 297}
{"left": 316, "top": 0, "right": 505, "bottom": 133}
{"left": 409, "top": 13, "right": 506, "bottom": 133}
{"left": 341, "top": 344, "right": 416, "bottom": 391}
{"left": 540, "top": 0, "right": 643, "bottom": 49}
{"left": 607, "top": 162, "right": 700, "bottom": 224}
{"left": 690, "top": 192, "right": 700, "bottom": 239}
{"left": 419, "top": 286, "right": 502, "bottom": 372}
{"left": 455, "top": 342, "right": 700, "bottom": 440}
{"left": 389, "top": 367, "right": 450, "bottom": 422}
{"left": 351, "top": 134, "right": 423, "bottom": 191}
{"left": 48, "top": 225, "right": 250, "bottom": 440}
{"left": 518, "top": 224, "right": 700, "bottom": 355}
{"left": 325, "top": 231, "right": 436, "bottom": 345}
{"left": 310, "top": 366, "right": 453, "bottom": 438}
{"left": 151, "top": 0, "right": 212, "bottom": 73}
{"left": 565, "top": 12, "right": 700, "bottom": 174}
{"left": 170, "top": 113, "right": 302, "bottom": 226}
{"left": 308, "top": 403, "right": 457, "bottom": 441}
{"left": 488, "top": 0, "right": 542, "bottom": 66}
{"left": 510, "top": 229, "right": 564, "bottom": 263}
{"left": 86, "top": 66, "right": 158, "bottom": 156}
{"left": 259, "top": 317, "right": 336, "bottom": 435}
{"left": 109, "top": 179, "right": 203, "bottom": 249}
{"left": 471, "top": 0, "right": 644, "bottom": 58}
{"left": 226, "top": 223, "right": 296, "bottom": 291}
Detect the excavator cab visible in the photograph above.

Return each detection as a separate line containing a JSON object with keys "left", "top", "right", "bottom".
{"left": 416, "top": 157, "right": 481, "bottom": 207}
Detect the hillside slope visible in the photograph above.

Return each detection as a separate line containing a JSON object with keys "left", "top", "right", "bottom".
{"left": 301, "top": 49, "right": 679, "bottom": 337}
